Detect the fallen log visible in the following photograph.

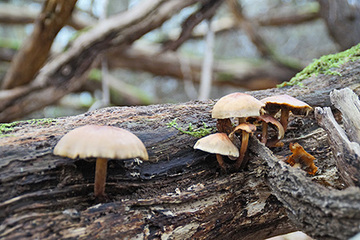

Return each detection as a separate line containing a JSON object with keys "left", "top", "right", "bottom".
{"left": 1, "top": 60, "right": 360, "bottom": 239}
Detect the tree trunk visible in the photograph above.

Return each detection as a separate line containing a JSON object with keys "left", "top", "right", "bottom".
{"left": 1, "top": 60, "right": 360, "bottom": 239}
{"left": 317, "top": 0, "right": 360, "bottom": 50}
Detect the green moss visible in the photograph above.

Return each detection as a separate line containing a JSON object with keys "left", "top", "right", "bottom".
{"left": 278, "top": 43, "right": 360, "bottom": 88}
{"left": 167, "top": 118, "right": 215, "bottom": 138}
{"left": 0, "top": 118, "right": 56, "bottom": 138}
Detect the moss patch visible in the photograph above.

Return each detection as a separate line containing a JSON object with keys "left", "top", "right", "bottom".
{"left": 0, "top": 118, "right": 56, "bottom": 138}
{"left": 167, "top": 118, "right": 215, "bottom": 138}
{"left": 278, "top": 43, "right": 360, "bottom": 88}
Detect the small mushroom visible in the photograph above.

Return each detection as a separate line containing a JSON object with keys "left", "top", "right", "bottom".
{"left": 228, "top": 123, "right": 256, "bottom": 169}
{"left": 53, "top": 125, "right": 149, "bottom": 198}
{"left": 247, "top": 115, "right": 284, "bottom": 146}
{"left": 212, "top": 92, "right": 264, "bottom": 134}
{"left": 286, "top": 142, "right": 318, "bottom": 175}
{"left": 261, "top": 94, "right": 312, "bottom": 131}
{"left": 194, "top": 133, "right": 239, "bottom": 171}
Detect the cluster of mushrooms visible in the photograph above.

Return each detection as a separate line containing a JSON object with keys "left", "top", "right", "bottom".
{"left": 53, "top": 92, "right": 313, "bottom": 199}
{"left": 194, "top": 93, "right": 313, "bottom": 171}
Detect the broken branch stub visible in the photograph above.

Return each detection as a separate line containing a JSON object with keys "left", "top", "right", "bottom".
{"left": 330, "top": 87, "right": 360, "bottom": 143}
{"left": 249, "top": 136, "right": 360, "bottom": 240}
{"left": 315, "top": 87, "right": 360, "bottom": 187}
{"left": 315, "top": 106, "right": 360, "bottom": 186}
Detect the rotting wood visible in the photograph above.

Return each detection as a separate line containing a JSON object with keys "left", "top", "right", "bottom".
{"left": 330, "top": 88, "right": 360, "bottom": 143}
{"left": 1, "top": 101, "right": 298, "bottom": 240}
{"left": 315, "top": 88, "right": 360, "bottom": 187}
{"left": 1, "top": 60, "right": 360, "bottom": 238}
{"left": 249, "top": 137, "right": 360, "bottom": 240}
{"left": 0, "top": 81, "right": 358, "bottom": 239}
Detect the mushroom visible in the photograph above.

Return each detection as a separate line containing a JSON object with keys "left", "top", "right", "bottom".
{"left": 261, "top": 94, "right": 312, "bottom": 131}
{"left": 53, "top": 125, "right": 149, "bottom": 198}
{"left": 194, "top": 133, "right": 239, "bottom": 171}
{"left": 212, "top": 92, "right": 264, "bottom": 134}
{"left": 247, "top": 115, "right": 284, "bottom": 147}
{"left": 286, "top": 142, "right": 318, "bottom": 175}
{"left": 228, "top": 123, "right": 256, "bottom": 169}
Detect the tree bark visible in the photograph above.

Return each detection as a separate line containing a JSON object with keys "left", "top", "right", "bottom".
{"left": 1, "top": 60, "right": 360, "bottom": 239}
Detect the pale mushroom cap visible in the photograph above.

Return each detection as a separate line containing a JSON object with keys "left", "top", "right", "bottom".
{"left": 261, "top": 94, "right": 312, "bottom": 114}
{"left": 194, "top": 133, "right": 239, "bottom": 158}
{"left": 53, "top": 125, "right": 149, "bottom": 160}
{"left": 212, "top": 92, "right": 264, "bottom": 119}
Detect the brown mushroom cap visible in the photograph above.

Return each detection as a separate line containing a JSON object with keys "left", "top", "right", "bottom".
{"left": 53, "top": 125, "right": 149, "bottom": 160}
{"left": 248, "top": 115, "right": 285, "bottom": 140}
{"left": 261, "top": 94, "right": 312, "bottom": 115}
{"left": 228, "top": 122, "right": 256, "bottom": 139}
{"left": 194, "top": 133, "right": 239, "bottom": 158}
{"left": 212, "top": 92, "right": 264, "bottom": 119}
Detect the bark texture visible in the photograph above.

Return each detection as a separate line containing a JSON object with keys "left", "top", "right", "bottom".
{"left": 0, "top": 100, "right": 294, "bottom": 240}
{"left": 1, "top": 60, "right": 360, "bottom": 239}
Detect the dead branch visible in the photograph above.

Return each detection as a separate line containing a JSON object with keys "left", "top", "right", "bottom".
{"left": 249, "top": 88, "right": 360, "bottom": 239}
{"left": 226, "top": 0, "right": 273, "bottom": 58}
{"left": 108, "top": 45, "right": 297, "bottom": 89}
{"left": 0, "top": 0, "right": 199, "bottom": 123}
{"left": 250, "top": 136, "right": 360, "bottom": 240}
{"left": 0, "top": 44, "right": 299, "bottom": 90}
{"left": 161, "top": 0, "right": 223, "bottom": 52}
{"left": 315, "top": 88, "right": 360, "bottom": 187}
{"left": 1, "top": 0, "right": 78, "bottom": 90}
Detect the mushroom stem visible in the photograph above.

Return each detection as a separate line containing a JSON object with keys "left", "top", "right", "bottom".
{"left": 261, "top": 122, "right": 268, "bottom": 144}
{"left": 216, "top": 118, "right": 233, "bottom": 135}
{"left": 280, "top": 107, "right": 290, "bottom": 131}
{"left": 94, "top": 157, "right": 108, "bottom": 198}
{"left": 235, "top": 131, "right": 249, "bottom": 170}
{"left": 215, "top": 154, "right": 226, "bottom": 171}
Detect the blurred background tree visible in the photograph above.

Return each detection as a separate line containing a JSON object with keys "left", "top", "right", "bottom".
{"left": 0, "top": 0, "right": 358, "bottom": 121}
